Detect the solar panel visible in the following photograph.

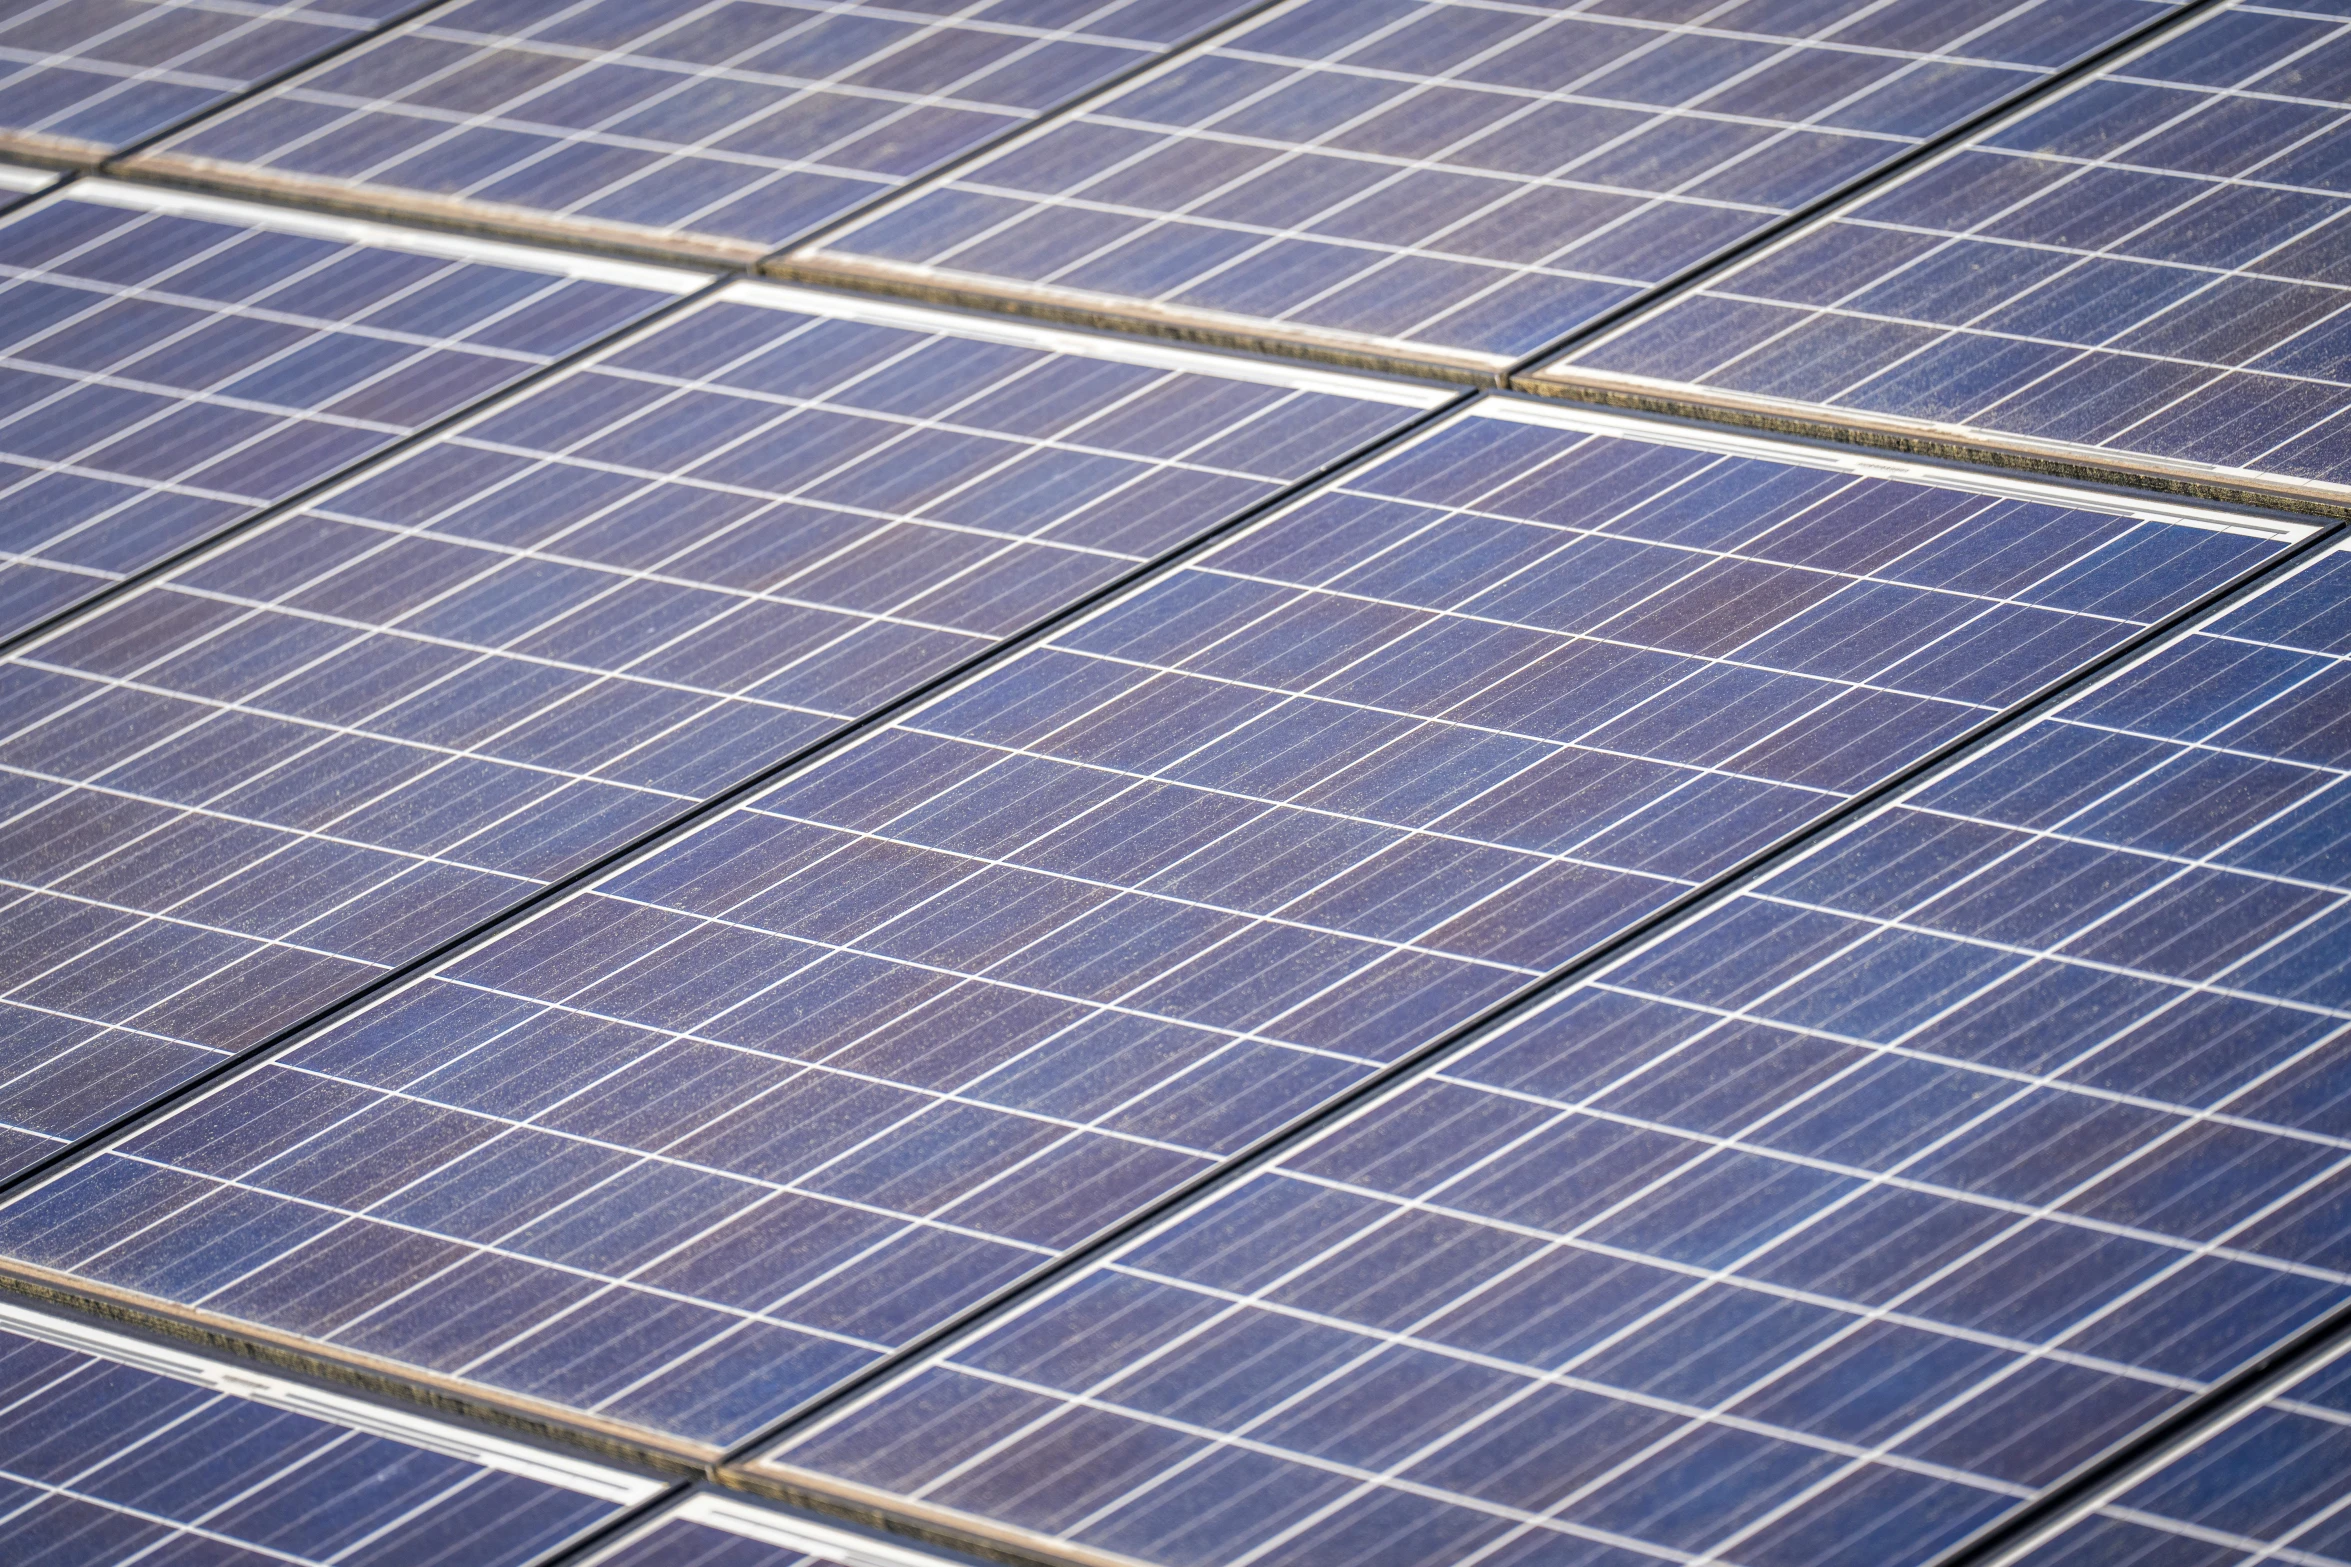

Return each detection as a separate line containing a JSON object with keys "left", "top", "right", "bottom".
{"left": 2010, "top": 1334, "right": 2351, "bottom": 1567}
{"left": 793, "top": 0, "right": 2184, "bottom": 377}
{"left": 0, "top": 178, "right": 695, "bottom": 642}
{"left": 0, "top": 281, "right": 1432, "bottom": 1186}
{"left": 0, "top": 0, "right": 419, "bottom": 164}
{"left": 129, "top": 0, "right": 1270, "bottom": 265}
{"left": 1542, "top": 0, "right": 2351, "bottom": 505}
{"left": 751, "top": 535, "right": 2351, "bottom": 1567}
{"left": 0, "top": 160, "right": 53, "bottom": 205}
{"left": 0, "top": 1294, "right": 656, "bottom": 1565}
{"left": 582, "top": 1489, "right": 980, "bottom": 1567}
{"left": 0, "top": 395, "right": 2302, "bottom": 1460}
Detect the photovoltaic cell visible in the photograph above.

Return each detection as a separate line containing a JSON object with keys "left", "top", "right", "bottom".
{"left": 0, "top": 0, "right": 419, "bottom": 163}
{"left": 0, "top": 1296, "right": 656, "bottom": 1566}
{"left": 796, "top": 0, "right": 2180, "bottom": 374}
{"left": 0, "top": 178, "right": 695, "bottom": 641}
{"left": 131, "top": 0, "right": 1270, "bottom": 264}
{"left": 0, "top": 396, "right": 2297, "bottom": 1458}
{"left": 0, "top": 280, "right": 1430, "bottom": 1187}
{"left": 1545, "top": 0, "right": 2351, "bottom": 500}
{"left": 752, "top": 538, "right": 2351, "bottom": 1567}
{"left": 582, "top": 1490, "right": 980, "bottom": 1567}
{"left": 2013, "top": 1333, "right": 2351, "bottom": 1567}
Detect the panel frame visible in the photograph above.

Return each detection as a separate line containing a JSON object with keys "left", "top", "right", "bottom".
{"left": 1520, "top": 0, "right": 2351, "bottom": 517}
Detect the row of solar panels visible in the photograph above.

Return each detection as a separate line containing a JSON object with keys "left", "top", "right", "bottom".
{"left": 0, "top": 1, "right": 2348, "bottom": 1565}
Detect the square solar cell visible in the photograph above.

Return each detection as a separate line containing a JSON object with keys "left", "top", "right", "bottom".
{"left": 1544, "top": 0, "right": 2351, "bottom": 503}
{"left": 2011, "top": 1332, "right": 2351, "bottom": 1567}
{"left": 0, "top": 177, "right": 696, "bottom": 643}
{"left": 131, "top": 0, "right": 1270, "bottom": 264}
{"left": 753, "top": 537, "right": 2351, "bottom": 1567}
{"left": 0, "top": 1295, "right": 656, "bottom": 1566}
{"left": 0, "top": 395, "right": 2296, "bottom": 1458}
{"left": 795, "top": 0, "right": 2182, "bottom": 376}
{"left": 0, "top": 280, "right": 1433, "bottom": 1191}
{"left": 0, "top": 0, "right": 420, "bottom": 162}
{"left": 582, "top": 1490, "right": 984, "bottom": 1567}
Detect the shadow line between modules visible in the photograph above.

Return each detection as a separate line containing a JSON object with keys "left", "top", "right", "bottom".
{"left": 701, "top": 514, "right": 2348, "bottom": 1549}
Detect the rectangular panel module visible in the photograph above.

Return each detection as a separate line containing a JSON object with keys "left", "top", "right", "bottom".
{"left": 1539, "top": 0, "right": 2351, "bottom": 504}
{"left": 130, "top": 0, "right": 1268, "bottom": 263}
{"left": 0, "top": 0, "right": 420, "bottom": 163}
{"left": 754, "top": 537, "right": 2351, "bottom": 1567}
{"left": 0, "top": 281, "right": 1434, "bottom": 1184}
{"left": 0, "top": 397, "right": 2298, "bottom": 1458}
{"left": 796, "top": 0, "right": 2181, "bottom": 375}
{"left": 0, "top": 1296, "right": 656, "bottom": 1564}
{"left": 0, "top": 179, "right": 694, "bottom": 640}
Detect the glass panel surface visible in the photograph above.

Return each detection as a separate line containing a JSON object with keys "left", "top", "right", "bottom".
{"left": 802, "top": 0, "right": 2180, "bottom": 371}
{"left": 1544, "top": 0, "right": 2351, "bottom": 498}
{"left": 756, "top": 539, "right": 2351, "bottom": 1567}
{"left": 0, "top": 399, "right": 2289, "bottom": 1454}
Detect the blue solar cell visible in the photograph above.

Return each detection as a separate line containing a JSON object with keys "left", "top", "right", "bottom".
{"left": 583, "top": 1491, "right": 980, "bottom": 1567}
{"left": 0, "top": 1298, "right": 651, "bottom": 1565}
{"left": 0, "top": 397, "right": 2295, "bottom": 1456}
{"left": 135, "top": 0, "right": 1267, "bottom": 261}
{"left": 0, "top": 0, "right": 416, "bottom": 159}
{"left": 1546, "top": 0, "right": 2351, "bottom": 498}
{"left": 2012, "top": 1336, "right": 2351, "bottom": 1567}
{"left": 0, "top": 180, "right": 692, "bottom": 642}
{"left": 801, "top": 0, "right": 2181, "bottom": 372}
{"left": 752, "top": 540, "right": 2351, "bottom": 1567}
{"left": 0, "top": 283, "right": 1432, "bottom": 1185}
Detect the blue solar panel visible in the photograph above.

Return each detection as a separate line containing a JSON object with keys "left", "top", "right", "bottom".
{"left": 0, "top": 179, "right": 694, "bottom": 642}
{"left": 0, "top": 283, "right": 1432, "bottom": 1184}
{"left": 133, "top": 0, "right": 1267, "bottom": 262}
{"left": 1545, "top": 0, "right": 2351, "bottom": 500}
{"left": 751, "top": 537, "right": 2351, "bottom": 1567}
{"left": 0, "top": 1296, "right": 655, "bottom": 1565}
{"left": 584, "top": 1490, "right": 979, "bottom": 1567}
{"left": 0, "top": 0, "right": 417, "bottom": 162}
{"left": 2012, "top": 1336, "right": 2351, "bottom": 1567}
{"left": 0, "top": 160, "right": 52, "bottom": 207}
{"left": 798, "top": 0, "right": 2182, "bottom": 374}
{"left": 0, "top": 396, "right": 2297, "bottom": 1458}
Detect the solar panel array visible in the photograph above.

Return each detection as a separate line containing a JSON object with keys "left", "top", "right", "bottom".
{"left": 756, "top": 536, "right": 2351, "bottom": 1567}
{"left": 1545, "top": 0, "right": 2351, "bottom": 499}
{"left": 133, "top": 0, "right": 1269, "bottom": 262}
{"left": 0, "top": 399, "right": 2297, "bottom": 1460}
{"left": 796, "top": 0, "right": 2183, "bottom": 373}
{"left": 0, "top": 180, "right": 693, "bottom": 640}
{"left": 0, "top": 0, "right": 418, "bottom": 162}
{"left": 0, "top": 1296, "right": 656, "bottom": 1565}
{"left": 0, "top": 1, "right": 2348, "bottom": 1564}
{"left": 0, "top": 282, "right": 1425, "bottom": 1186}
{"left": 2014, "top": 1335, "right": 2351, "bottom": 1567}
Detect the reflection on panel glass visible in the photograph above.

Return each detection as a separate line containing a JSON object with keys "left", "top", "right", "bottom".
{"left": 0, "top": 0, "right": 417, "bottom": 161}
{"left": 802, "top": 0, "right": 2179, "bottom": 372}
{"left": 1547, "top": 0, "right": 2351, "bottom": 497}
{"left": 0, "top": 1297, "right": 654, "bottom": 1565}
{"left": 0, "top": 282, "right": 1430, "bottom": 1184}
{"left": 0, "top": 179, "right": 693, "bottom": 641}
{"left": 135, "top": 0, "right": 1266, "bottom": 261}
{"left": 756, "top": 540, "right": 2351, "bottom": 1567}
{"left": 2015, "top": 1334, "right": 2351, "bottom": 1567}
{"left": 584, "top": 1489, "right": 978, "bottom": 1567}
{"left": 0, "top": 398, "right": 2293, "bottom": 1457}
